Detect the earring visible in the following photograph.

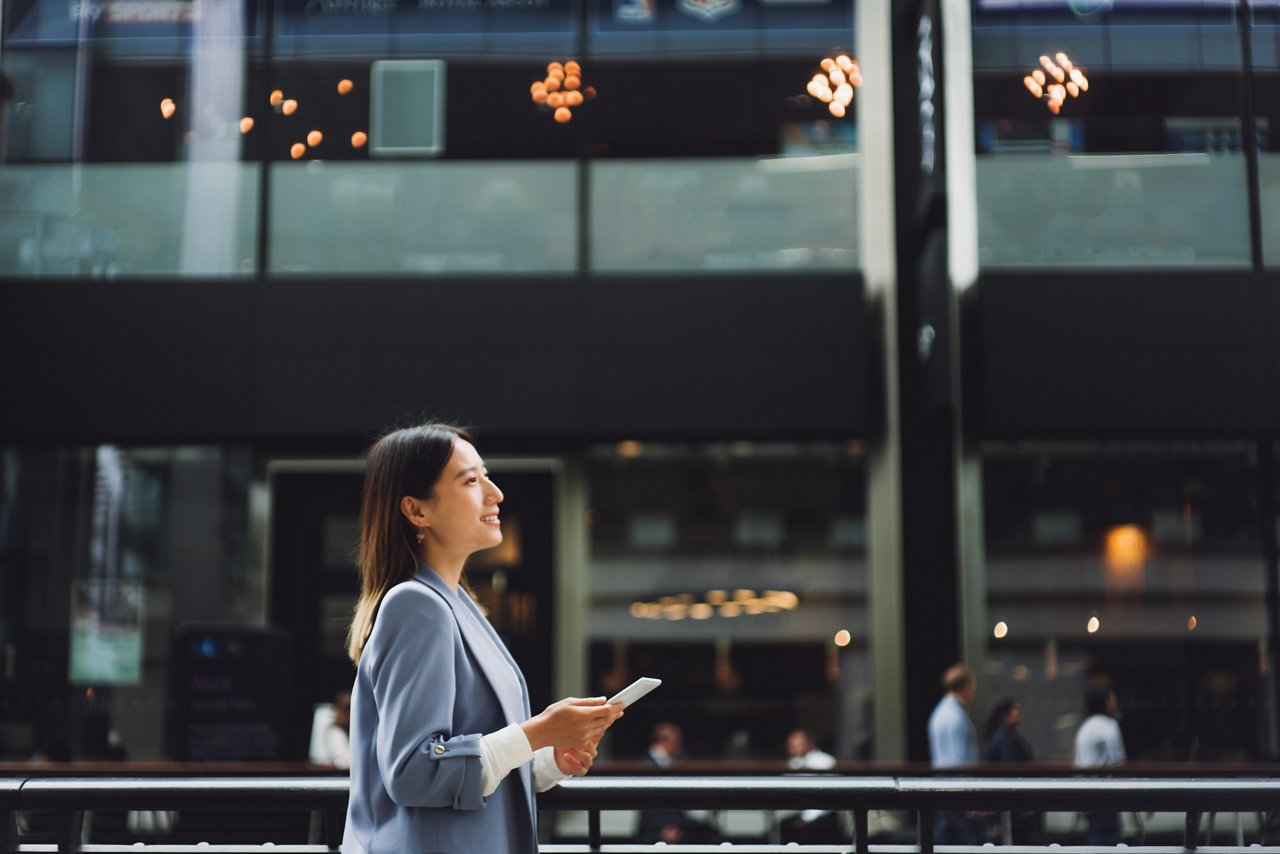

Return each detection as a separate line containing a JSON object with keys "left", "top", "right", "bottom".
{"left": 415, "top": 529, "right": 425, "bottom": 544}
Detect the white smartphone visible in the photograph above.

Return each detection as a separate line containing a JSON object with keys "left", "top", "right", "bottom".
{"left": 607, "top": 676, "right": 662, "bottom": 708}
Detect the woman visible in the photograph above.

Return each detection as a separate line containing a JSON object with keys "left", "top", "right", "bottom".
{"left": 983, "top": 697, "right": 1039, "bottom": 843}
{"left": 342, "top": 423, "right": 623, "bottom": 854}
{"left": 983, "top": 697, "right": 1033, "bottom": 763}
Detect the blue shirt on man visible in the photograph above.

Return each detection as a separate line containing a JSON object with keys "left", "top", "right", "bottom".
{"left": 928, "top": 693, "right": 978, "bottom": 767}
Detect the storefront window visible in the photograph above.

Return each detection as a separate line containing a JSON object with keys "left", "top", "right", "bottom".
{"left": 0, "top": 447, "right": 255, "bottom": 761}
{"left": 585, "top": 442, "right": 870, "bottom": 763}
{"left": 981, "top": 444, "right": 1268, "bottom": 761}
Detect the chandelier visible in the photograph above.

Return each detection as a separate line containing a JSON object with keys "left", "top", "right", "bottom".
{"left": 806, "top": 55, "right": 862, "bottom": 119}
{"left": 630, "top": 589, "right": 800, "bottom": 621}
{"left": 1023, "top": 53, "right": 1088, "bottom": 114}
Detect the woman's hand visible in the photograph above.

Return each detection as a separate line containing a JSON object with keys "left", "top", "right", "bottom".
{"left": 521, "top": 697, "right": 624, "bottom": 752}
{"left": 554, "top": 742, "right": 598, "bottom": 777}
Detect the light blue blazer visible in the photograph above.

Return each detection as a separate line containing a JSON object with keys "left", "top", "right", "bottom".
{"left": 342, "top": 565, "right": 538, "bottom": 854}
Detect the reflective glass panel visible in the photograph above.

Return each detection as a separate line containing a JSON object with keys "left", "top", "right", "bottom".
{"left": 981, "top": 444, "right": 1267, "bottom": 762}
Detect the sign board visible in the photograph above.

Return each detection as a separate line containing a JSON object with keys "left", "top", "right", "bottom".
{"left": 166, "top": 624, "right": 293, "bottom": 761}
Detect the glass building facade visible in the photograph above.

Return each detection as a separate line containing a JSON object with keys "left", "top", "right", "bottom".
{"left": 4, "top": 0, "right": 1280, "bottom": 788}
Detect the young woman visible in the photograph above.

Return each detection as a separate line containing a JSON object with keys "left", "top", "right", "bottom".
{"left": 342, "top": 422, "right": 623, "bottom": 854}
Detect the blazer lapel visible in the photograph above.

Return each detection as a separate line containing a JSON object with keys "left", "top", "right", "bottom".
{"left": 413, "top": 565, "right": 527, "bottom": 729}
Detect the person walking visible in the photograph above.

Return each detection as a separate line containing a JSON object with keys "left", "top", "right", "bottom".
{"left": 342, "top": 422, "right": 624, "bottom": 853}
{"left": 928, "top": 664, "right": 984, "bottom": 845}
{"left": 1074, "top": 684, "right": 1127, "bottom": 846}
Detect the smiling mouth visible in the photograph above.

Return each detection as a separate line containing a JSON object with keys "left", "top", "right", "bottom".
{"left": 481, "top": 515, "right": 500, "bottom": 524}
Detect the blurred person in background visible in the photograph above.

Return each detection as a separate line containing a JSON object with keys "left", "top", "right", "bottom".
{"left": 637, "top": 722, "right": 722, "bottom": 844}
{"left": 984, "top": 697, "right": 1040, "bottom": 842}
{"left": 929, "top": 664, "right": 985, "bottom": 845}
{"left": 780, "top": 728, "right": 841, "bottom": 844}
{"left": 1074, "top": 683, "right": 1127, "bottom": 845}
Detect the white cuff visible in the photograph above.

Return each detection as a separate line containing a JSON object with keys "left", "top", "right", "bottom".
{"left": 479, "top": 723, "right": 535, "bottom": 797}
{"left": 532, "top": 745, "right": 571, "bottom": 793}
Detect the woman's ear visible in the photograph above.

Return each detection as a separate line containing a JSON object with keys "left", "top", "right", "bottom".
{"left": 400, "top": 495, "right": 429, "bottom": 527}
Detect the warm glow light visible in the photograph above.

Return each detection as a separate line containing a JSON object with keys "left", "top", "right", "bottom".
{"left": 1087, "top": 615, "right": 1100, "bottom": 634}
{"left": 160, "top": 99, "right": 176, "bottom": 119}
{"left": 733, "top": 589, "right": 756, "bottom": 602}
{"left": 720, "top": 602, "right": 742, "bottom": 618}
{"left": 532, "top": 61, "right": 589, "bottom": 123}
{"left": 307, "top": 130, "right": 323, "bottom": 147}
{"left": 616, "top": 440, "right": 642, "bottom": 458}
{"left": 810, "top": 54, "right": 861, "bottom": 118}
{"left": 630, "top": 602, "right": 647, "bottom": 618}
{"left": 282, "top": 99, "right": 298, "bottom": 116}
{"left": 1105, "top": 524, "right": 1149, "bottom": 574}
{"left": 239, "top": 117, "right": 254, "bottom": 133}
{"left": 706, "top": 590, "right": 728, "bottom": 605}
{"left": 289, "top": 143, "right": 305, "bottom": 159}
{"left": 1188, "top": 615, "right": 1198, "bottom": 631}
{"left": 1026, "top": 53, "right": 1088, "bottom": 112}
{"left": 994, "top": 621, "right": 1009, "bottom": 639}
{"left": 337, "top": 79, "right": 354, "bottom": 95}
{"left": 351, "top": 131, "right": 368, "bottom": 148}
{"left": 834, "top": 629, "right": 852, "bottom": 647}
{"left": 270, "top": 89, "right": 284, "bottom": 106}
{"left": 690, "top": 603, "right": 713, "bottom": 620}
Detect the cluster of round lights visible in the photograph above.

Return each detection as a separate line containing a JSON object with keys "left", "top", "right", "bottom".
{"left": 630, "top": 589, "right": 799, "bottom": 621}
{"left": 531, "top": 61, "right": 594, "bottom": 124}
{"left": 1023, "top": 53, "right": 1089, "bottom": 114}
{"left": 806, "top": 55, "right": 862, "bottom": 118}
{"left": 273, "top": 81, "right": 368, "bottom": 158}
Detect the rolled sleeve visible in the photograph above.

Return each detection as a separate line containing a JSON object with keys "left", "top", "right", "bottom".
{"left": 532, "top": 746, "right": 571, "bottom": 793}
{"left": 479, "top": 723, "right": 534, "bottom": 796}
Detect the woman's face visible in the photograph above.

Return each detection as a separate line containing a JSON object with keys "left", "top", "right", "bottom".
{"left": 418, "top": 438, "right": 504, "bottom": 558}
{"left": 1005, "top": 704, "right": 1022, "bottom": 728}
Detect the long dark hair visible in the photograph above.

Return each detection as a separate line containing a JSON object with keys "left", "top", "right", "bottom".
{"left": 346, "top": 422, "right": 471, "bottom": 663}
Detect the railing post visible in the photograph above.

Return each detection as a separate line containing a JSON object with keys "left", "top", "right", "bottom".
{"left": 854, "top": 808, "right": 870, "bottom": 854}
{"left": 1185, "top": 811, "right": 1201, "bottom": 851}
{"left": 54, "top": 810, "right": 84, "bottom": 854}
{"left": 587, "top": 808, "right": 601, "bottom": 852}
{"left": 919, "top": 809, "right": 935, "bottom": 854}
{"left": 2, "top": 810, "right": 16, "bottom": 854}
{"left": 1001, "top": 810, "right": 1012, "bottom": 845}
{"left": 324, "top": 807, "right": 344, "bottom": 850}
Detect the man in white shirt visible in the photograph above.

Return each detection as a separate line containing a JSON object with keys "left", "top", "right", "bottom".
{"left": 928, "top": 664, "right": 983, "bottom": 845}
{"left": 780, "top": 729, "right": 840, "bottom": 843}
{"left": 1075, "top": 685, "right": 1127, "bottom": 845}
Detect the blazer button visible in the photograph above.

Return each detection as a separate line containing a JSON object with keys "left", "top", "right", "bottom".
{"left": 434, "top": 744, "right": 446, "bottom": 755}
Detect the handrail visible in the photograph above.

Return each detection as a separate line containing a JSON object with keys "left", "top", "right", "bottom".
{"left": 4, "top": 775, "right": 1280, "bottom": 854}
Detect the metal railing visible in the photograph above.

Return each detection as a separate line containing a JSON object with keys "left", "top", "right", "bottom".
{"left": 4, "top": 775, "right": 1280, "bottom": 854}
